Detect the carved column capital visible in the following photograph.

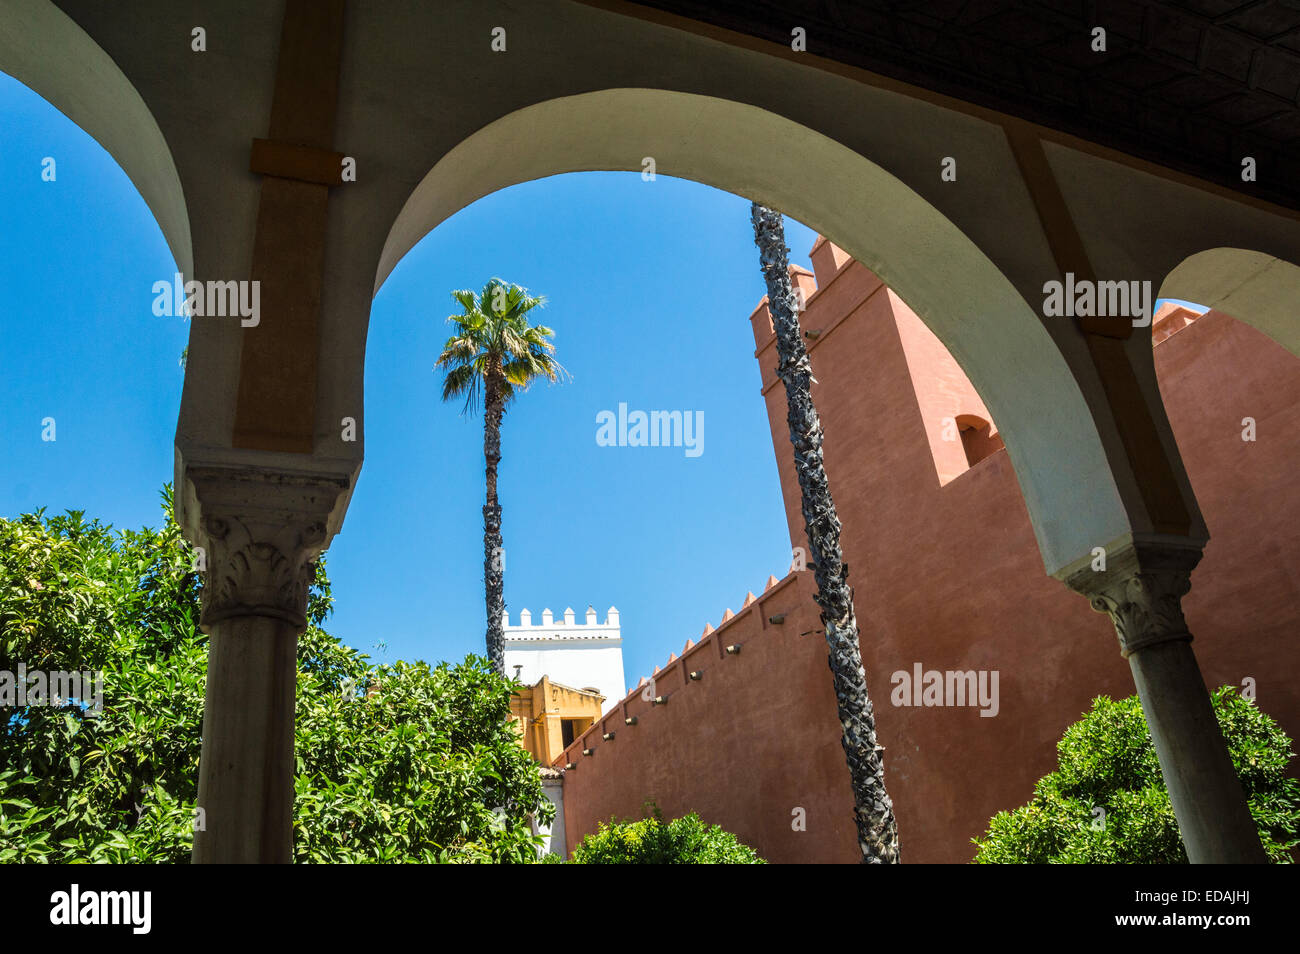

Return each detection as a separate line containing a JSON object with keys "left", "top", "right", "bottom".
{"left": 182, "top": 464, "right": 351, "bottom": 630}
{"left": 1064, "top": 539, "right": 1203, "bottom": 657}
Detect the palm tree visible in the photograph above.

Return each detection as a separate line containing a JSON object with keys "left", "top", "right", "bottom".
{"left": 436, "top": 278, "right": 566, "bottom": 674}
{"left": 750, "top": 203, "right": 900, "bottom": 864}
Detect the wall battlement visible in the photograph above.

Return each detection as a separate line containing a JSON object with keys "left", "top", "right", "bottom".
{"left": 554, "top": 566, "right": 851, "bottom": 862}
{"left": 635, "top": 573, "right": 783, "bottom": 683}
{"left": 558, "top": 570, "right": 809, "bottom": 769}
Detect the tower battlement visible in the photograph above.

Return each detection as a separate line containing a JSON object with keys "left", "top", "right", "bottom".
{"left": 502, "top": 605, "right": 620, "bottom": 639}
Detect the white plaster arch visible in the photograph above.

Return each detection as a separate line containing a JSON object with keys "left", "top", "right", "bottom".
{"left": 0, "top": 0, "right": 192, "bottom": 276}
{"left": 373, "top": 88, "right": 1128, "bottom": 575}
{"left": 1161, "top": 248, "right": 1300, "bottom": 359}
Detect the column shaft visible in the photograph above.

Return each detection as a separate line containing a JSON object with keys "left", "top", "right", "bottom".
{"left": 1128, "top": 640, "right": 1265, "bottom": 863}
{"left": 193, "top": 614, "right": 299, "bottom": 864}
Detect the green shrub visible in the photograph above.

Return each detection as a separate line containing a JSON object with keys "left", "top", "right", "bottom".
{"left": 0, "top": 489, "right": 552, "bottom": 863}
{"left": 973, "top": 689, "right": 1300, "bottom": 863}
{"left": 566, "top": 805, "right": 764, "bottom": 863}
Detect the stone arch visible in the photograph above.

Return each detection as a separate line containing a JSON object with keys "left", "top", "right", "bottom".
{"left": 0, "top": 0, "right": 191, "bottom": 275}
{"left": 1160, "top": 248, "right": 1300, "bottom": 359}
{"left": 374, "top": 88, "right": 1126, "bottom": 574}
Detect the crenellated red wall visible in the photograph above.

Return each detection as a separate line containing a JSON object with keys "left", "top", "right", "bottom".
{"left": 557, "top": 571, "right": 863, "bottom": 863}
{"left": 558, "top": 240, "right": 1300, "bottom": 864}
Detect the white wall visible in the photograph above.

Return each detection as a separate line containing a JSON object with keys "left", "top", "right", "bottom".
{"left": 503, "top": 607, "right": 626, "bottom": 715}
{"left": 534, "top": 777, "right": 566, "bottom": 859}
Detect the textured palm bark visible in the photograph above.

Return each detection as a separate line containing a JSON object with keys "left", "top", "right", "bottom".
{"left": 483, "top": 368, "right": 507, "bottom": 675}
{"left": 751, "top": 203, "right": 900, "bottom": 864}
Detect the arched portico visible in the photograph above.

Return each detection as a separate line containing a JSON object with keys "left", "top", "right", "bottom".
{"left": 6, "top": 0, "right": 1288, "bottom": 863}
{"left": 375, "top": 88, "right": 1127, "bottom": 577}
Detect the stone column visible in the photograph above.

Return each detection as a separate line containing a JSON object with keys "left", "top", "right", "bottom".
{"left": 184, "top": 465, "right": 349, "bottom": 864}
{"left": 1066, "top": 540, "right": 1266, "bottom": 863}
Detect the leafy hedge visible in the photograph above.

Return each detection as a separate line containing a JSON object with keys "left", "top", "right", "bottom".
{"left": 973, "top": 689, "right": 1300, "bottom": 863}
{"left": 562, "top": 806, "right": 764, "bottom": 863}
{"left": 0, "top": 490, "right": 552, "bottom": 862}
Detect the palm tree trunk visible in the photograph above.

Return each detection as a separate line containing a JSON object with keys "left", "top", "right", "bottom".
{"left": 483, "top": 372, "right": 507, "bottom": 675}
{"left": 750, "top": 202, "right": 900, "bottom": 864}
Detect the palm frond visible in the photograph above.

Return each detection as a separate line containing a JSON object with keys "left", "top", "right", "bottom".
{"left": 435, "top": 280, "right": 562, "bottom": 413}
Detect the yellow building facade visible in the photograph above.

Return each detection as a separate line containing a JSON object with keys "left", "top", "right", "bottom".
{"left": 510, "top": 675, "right": 604, "bottom": 766}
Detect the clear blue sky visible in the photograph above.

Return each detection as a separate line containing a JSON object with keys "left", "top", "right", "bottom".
{"left": 0, "top": 72, "right": 819, "bottom": 694}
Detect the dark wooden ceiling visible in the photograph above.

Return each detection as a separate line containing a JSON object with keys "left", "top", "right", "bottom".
{"left": 628, "top": 0, "right": 1300, "bottom": 210}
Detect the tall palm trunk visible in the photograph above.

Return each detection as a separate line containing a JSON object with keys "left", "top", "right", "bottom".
{"left": 750, "top": 203, "right": 900, "bottom": 864}
{"left": 483, "top": 369, "right": 507, "bottom": 675}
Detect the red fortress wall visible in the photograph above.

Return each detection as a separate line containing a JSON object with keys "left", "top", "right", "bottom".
{"left": 558, "top": 238, "right": 1300, "bottom": 863}
{"left": 556, "top": 570, "right": 863, "bottom": 863}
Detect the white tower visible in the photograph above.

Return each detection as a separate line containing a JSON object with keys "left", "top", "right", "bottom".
{"left": 502, "top": 605, "right": 625, "bottom": 714}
